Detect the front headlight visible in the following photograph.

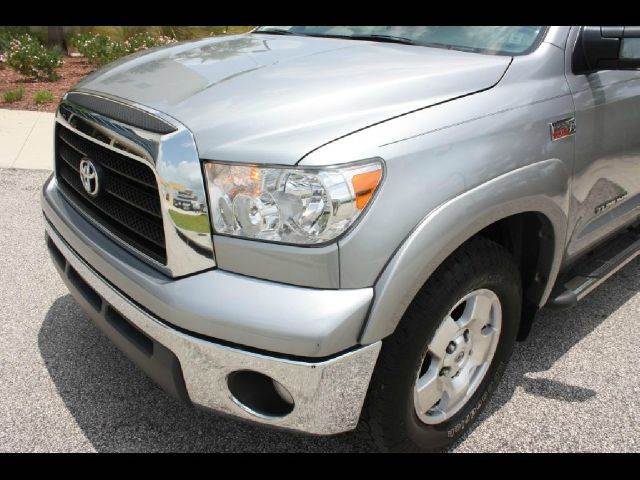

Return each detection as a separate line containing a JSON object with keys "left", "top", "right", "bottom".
{"left": 204, "top": 159, "right": 383, "bottom": 245}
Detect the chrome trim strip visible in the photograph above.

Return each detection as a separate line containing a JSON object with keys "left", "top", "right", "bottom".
{"left": 46, "top": 220, "right": 381, "bottom": 435}
{"left": 56, "top": 92, "right": 216, "bottom": 277}
{"left": 58, "top": 101, "right": 159, "bottom": 163}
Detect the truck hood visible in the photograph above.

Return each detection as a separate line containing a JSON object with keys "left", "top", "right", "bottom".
{"left": 75, "top": 33, "right": 512, "bottom": 165}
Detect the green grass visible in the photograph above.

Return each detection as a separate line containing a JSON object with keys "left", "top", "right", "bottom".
{"left": 3, "top": 86, "right": 24, "bottom": 103}
{"left": 168, "top": 209, "right": 211, "bottom": 234}
{"left": 33, "top": 90, "right": 54, "bottom": 105}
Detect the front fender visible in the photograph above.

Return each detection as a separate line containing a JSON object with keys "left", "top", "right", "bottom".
{"left": 360, "top": 158, "right": 570, "bottom": 345}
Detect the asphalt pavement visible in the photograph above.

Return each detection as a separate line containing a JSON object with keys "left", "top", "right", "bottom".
{"left": 1, "top": 167, "right": 638, "bottom": 452}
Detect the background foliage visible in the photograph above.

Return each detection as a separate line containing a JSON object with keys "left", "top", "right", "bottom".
{"left": 1, "top": 26, "right": 254, "bottom": 74}
{"left": 0, "top": 26, "right": 254, "bottom": 55}
{"left": 3, "top": 33, "right": 63, "bottom": 81}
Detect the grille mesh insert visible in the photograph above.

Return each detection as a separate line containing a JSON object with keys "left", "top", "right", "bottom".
{"left": 54, "top": 123, "right": 166, "bottom": 264}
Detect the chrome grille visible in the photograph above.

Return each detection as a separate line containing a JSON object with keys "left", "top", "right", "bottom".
{"left": 53, "top": 92, "right": 216, "bottom": 277}
{"left": 54, "top": 122, "right": 167, "bottom": 263}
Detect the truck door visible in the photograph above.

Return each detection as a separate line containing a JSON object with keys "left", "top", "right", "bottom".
{"left": 564, "top": 26, "right": 640, "bottom": 265}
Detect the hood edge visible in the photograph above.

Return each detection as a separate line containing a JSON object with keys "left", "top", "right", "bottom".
{"left": 296, "top": 57, "right": 514, "bottom": 165}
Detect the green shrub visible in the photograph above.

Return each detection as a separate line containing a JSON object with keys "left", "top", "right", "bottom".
{"left": 68, "top": 31, "right": 94, "bottom": 51}
{"left": 1, "top": 35, "right": 10, "bottom": 57}
{"left": 86, "top": 26, "right": 130, "bottom": 42}
{"left": 71, "top": 33, "right": 127, "bottom": 66}
{"left": 123, "top": 32, "right": 176, "bottom": 53}
{"left": 225, "top": 26, "right": 254, "bottom": 35}
{"left": 4, "top": 34, "right": 62, "bottom": 81}
{"left": 70, "top": 27, "right": 253, "bottom": 67}
{"left": 3, "top": 86, "right": 25, "bottom": 103}
{"left": 34, "top": 90, "right": 55, "bottom": 105}
{"left": 122, "top": 26, "right": 164, "bottom": 39}
{"left": 0, "top": 26, "right": 29, "bottom": 55}
{"left": 161, "top": 26, "right": 213, "bottom": 40}
{"left": 21, "top": 26, "right": 49, "bottom": 45}
{"left": 71, "top": 31, "right": 177, "bottom": 66}
{"left": 64, "top": 26, "right": 254, "bottom": 48}
{"left": 160, "top": 26, "right": 253, "bottom": 40}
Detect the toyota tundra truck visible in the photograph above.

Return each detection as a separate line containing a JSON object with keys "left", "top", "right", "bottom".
{"left": 41, "top": 26, "right": 640, "bottom": 451}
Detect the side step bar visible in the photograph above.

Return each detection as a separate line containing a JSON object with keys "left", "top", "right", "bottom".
{"left": 547, "top": 230, "right": 640, "bottom": 309}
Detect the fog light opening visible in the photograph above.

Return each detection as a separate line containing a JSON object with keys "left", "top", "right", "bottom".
{"left": 227, "top": 370, "right": 294, "bottom": 418}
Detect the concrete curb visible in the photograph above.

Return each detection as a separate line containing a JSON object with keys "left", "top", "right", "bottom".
{"left": 0, "top": 109, "right": 55, "bottom": 171}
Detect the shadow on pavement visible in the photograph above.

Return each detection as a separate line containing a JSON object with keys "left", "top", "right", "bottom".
{"left": 39, "top": 257, "right": 640, "bottom": 452}
{"left": 38, "top": 295, "right": 370, "bottom": 452}
{"left": 519, "top": 377, "right": 596, "bottom": 402}
{"left": 450, "top": 255, "right": 640, "bottom": 449}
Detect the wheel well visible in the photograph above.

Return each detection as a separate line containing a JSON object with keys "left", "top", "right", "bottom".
{"left": 476, "top": 212, "right": 555, "bottom": 340}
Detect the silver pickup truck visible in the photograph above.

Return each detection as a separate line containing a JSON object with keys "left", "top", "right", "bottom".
{"left": 41, "top": 26, "right": 640, "bottom": 452}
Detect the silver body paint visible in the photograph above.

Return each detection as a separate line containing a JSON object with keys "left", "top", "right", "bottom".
{"left": 41, "top": 26, "right": 640, "bottom": 433}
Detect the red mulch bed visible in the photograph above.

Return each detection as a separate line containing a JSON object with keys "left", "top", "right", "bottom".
{"left": 0, "top": 56, "right": 94, "bottom": 112}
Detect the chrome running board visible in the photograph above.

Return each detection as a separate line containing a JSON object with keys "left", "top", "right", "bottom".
{"left": 548, "top": 229, "right": 640, "bottom": 309}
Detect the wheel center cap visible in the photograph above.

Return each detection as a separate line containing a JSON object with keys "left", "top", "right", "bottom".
{"left": 442, "top": 333, "right": 472, "bottom": 373}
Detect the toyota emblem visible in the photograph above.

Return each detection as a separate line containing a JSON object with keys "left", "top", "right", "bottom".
{"left": 79, "top": 158, "right": 100, "bottom": 197}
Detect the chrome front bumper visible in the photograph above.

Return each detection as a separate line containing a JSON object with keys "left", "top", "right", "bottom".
{"left": 44, "top": 219, "right": 381, "bottom": 435}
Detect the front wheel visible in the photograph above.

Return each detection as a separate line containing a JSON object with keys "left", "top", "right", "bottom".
{"left": 358, "top": 237, "right": 522, "bottom": 452}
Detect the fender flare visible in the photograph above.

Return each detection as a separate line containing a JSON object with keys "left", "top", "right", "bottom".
{"left": 359, "top": 158, "right": 570, "bottom": 345}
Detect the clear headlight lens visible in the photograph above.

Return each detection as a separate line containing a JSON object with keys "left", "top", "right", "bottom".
{"left": 204, "top": 160, "right": 383, "bottom": 245}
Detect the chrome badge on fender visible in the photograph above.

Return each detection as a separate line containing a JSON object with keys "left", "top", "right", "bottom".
{"left": 550, "top": 117, "right": 576, "bottom": 141}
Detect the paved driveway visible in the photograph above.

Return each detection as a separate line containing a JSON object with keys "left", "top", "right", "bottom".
{"left": 0, "top": 110, "right": 54, "bottom": 170}
{"left": 1, "top": 167, "right": 638, "bottom": 452}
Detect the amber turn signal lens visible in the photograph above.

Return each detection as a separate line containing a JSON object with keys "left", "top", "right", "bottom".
{"left": 352, "top": 169, "right": 382, "bottom": 210}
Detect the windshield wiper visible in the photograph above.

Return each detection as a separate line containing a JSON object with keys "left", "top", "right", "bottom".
{"left": 253, "top": 29, "right": 300, "bottom": 36}
{"left": 420, "top": 42, "right": 483, "bottom": 54}
{"left": 253, "top": 30, "right": 415, "bottom": 46}
{"left": 297, "top": 33, "right": 416, "bottom": 45}
{"left": 346, "top": 34, "right": 417, "bottom": 45}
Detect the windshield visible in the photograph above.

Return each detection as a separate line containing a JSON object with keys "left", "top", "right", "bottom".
{"left": 253, "top": 26, "right": 546, "bottom": 55}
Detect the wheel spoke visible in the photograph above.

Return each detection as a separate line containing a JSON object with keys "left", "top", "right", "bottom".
{"left": 442, "top": 368, "right": 472, "bottom": 409}
{"left": 415, "top": 373, "right": 443, "bottom": 413}
{"left": 428, "top": 315, "right": 459, "bottom": 357}
{"left": 470, "top": 327, "right": 497, "bottom": 366}
{"left": 466, "top": 293, "right": 493, "bottom": 325}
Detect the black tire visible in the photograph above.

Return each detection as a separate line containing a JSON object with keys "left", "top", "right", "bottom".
{"left": 357, "top": 236, "right": 522, "bottom": 452}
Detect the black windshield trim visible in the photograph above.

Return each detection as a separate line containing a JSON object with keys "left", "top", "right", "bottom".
{"left": 252, "top": 26, "right": 549, "bottom": 57}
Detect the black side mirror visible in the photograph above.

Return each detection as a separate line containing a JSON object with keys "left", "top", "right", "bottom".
{"left": 572, "top": 26, "right": 640, "bottom": 74}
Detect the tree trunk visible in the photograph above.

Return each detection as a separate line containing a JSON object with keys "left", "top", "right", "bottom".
{"left": 46, "top": 26, "right": 66, "bottom": 51}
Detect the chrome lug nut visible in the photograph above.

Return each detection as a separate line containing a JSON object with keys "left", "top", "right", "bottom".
{"left": 446, "top": 341, "right": 457, "bottom": 354}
